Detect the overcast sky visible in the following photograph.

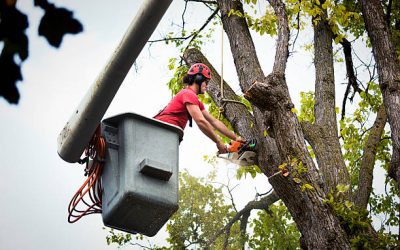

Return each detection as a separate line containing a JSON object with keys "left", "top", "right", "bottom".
{"left": 1, "top": 1, "right": 383, "bottom": 249}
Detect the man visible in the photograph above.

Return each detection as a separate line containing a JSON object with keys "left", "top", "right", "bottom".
{"left": 155, "top": 63, "right": 241, "bottom": 153}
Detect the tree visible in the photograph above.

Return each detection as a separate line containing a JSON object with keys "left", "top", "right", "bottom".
{"left": 0, "top": 0, "right": 82, "bottom": 104}
{"left": 5, "top": 0, "right": 397, "bottom": 248}
{"left": 158, "top": 0, "right": 398, "bottom": 248}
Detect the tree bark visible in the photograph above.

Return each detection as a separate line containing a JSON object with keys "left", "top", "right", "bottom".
{"left": 268, "top": 0, "right": 289, "bottom": 74}
{"left": 359, "top": 0, "right": 400, "bottom": 188}
{"left": 354, "top": 104, "right": 387, "bottom": 209}
{"left": 312, "top": 0, "right": 350, "bottom": 196}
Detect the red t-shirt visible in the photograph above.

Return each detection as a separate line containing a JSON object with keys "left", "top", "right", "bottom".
{"left": 155, "top": 88, "right": 205, "bottom": 129}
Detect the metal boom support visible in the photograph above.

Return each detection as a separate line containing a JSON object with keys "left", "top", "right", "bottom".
{"left": 57, "top": 0, "right": 173, "bottom": 163}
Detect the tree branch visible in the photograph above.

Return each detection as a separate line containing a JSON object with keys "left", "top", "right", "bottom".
{"left": 206, "top": 192, "right": 280, "bottom": 247}
{"left": 184, "top": 7, "right": 220, "bottom": 52}
{"left": 239, "top": 211, "right": 250, "bottom": 250}
{"left": 312, "top": 0, "right": 350, "bottom": 194}
{"left": 148, "top": 5, "right": 219, "bottom": 50}
{"left": 354, "top": 104, "right": 387, "bottom": 208}
{"left": 340, "top": 38, "right": 363, "bottom": 120}
{"left": 268, "top": 0, "right": 290, "bottom": 74}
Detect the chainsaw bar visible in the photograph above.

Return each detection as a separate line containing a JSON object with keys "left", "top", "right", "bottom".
{"left": 218, "top": 151, "right": 256, "bottom": 166}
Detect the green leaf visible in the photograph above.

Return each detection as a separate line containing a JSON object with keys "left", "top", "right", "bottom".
{"left": 336, "top": 184, "right": 350, "bottom": 193}
{"left": 301, "top": 183, "right": 314, "bottom": 191}
{"left": 293, "top": 177, "right": 302, "bottom": 184}
{"left": 345, "top": 201, "right": 353, "bottom": 209}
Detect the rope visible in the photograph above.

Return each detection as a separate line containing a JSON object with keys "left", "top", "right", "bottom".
{"left": 68, "top": 126, "right": 105, "bottom": 223}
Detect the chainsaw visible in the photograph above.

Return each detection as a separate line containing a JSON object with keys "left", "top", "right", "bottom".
{"left": 218, "top": 139, "right": 257, "bottom": 166}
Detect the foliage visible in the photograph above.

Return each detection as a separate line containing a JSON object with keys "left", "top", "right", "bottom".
{"left": 325, "top": 184, "right": 398, "bottom": 249}
{"left": 105, "top": 170, "right": 301, "bottom": 250}
{"left": 249, "top": 201, "right": 301, "bottom": 250}
{"left": 166, "top": 170, "right": 241, "bottom": 249}
{"left": 236, "top": 165, "right": 262, "bottom": 179}
{"left": 325, "top": 185, "right": 375, "bottom": 248}
{"left": 369, "top": 177, "right": 400, "bottom": 244}
{"left": 228, "top": 4, "right": 278, "bottom": 37}
{"left": 105, "top": 229, "right": 132, "bottom": 247}
{"left": 0, "top": 0, "right": 83, "bottom": 104}
{"left": 105, "top": 228, "right": 167, "bottom": 250}
{"left": 167, "top": 58, "right": 188, "bottom": 96}
{"left": 235, "top": 0, "right": 366, "bottom": 42}
{"left": 298, "top": 91, "right": 315, "bottom": 123}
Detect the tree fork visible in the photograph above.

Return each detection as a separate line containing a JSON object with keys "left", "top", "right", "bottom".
{"left": 217, "top": 0, "right": 351, "bottom": 248}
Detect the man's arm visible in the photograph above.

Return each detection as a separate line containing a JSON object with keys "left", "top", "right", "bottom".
{"left": 186, "top": 104, "right": 227, "bottom": 153}
{"left": 202, "top": 110, "right": 238, "bottom": 141}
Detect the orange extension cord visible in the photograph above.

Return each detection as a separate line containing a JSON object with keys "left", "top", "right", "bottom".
{"left": 68, "top": 126, "right": 105, "bottom": 223}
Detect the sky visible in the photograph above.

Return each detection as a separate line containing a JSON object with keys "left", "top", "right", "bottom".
{"left": 0, "top": 1, "right": 387, "bottom": 250}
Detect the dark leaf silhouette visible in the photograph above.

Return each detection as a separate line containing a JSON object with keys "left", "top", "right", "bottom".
{"left": 0, "top": 3, "right": 29, "bottom": 104}
{"left": 0, "top": 54, "right": 22, "bottom": 104}
{"left": 38, "top": 5, "right": 83, "bottom": 48}
{"left": 0, "top": 0, "right": 83, "bottom": 104}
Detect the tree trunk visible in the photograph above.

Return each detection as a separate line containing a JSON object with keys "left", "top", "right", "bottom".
{"left": 359, "top": 0, "right": 400, "bottom": 188}
{"left": 215, "top": 0, "right": 351, "bottom": 248}
{"left": 311, "top": 0, "right": 351, "bottom": 196}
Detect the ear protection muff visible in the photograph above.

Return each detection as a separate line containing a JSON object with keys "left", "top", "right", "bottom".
{"left": 194, "top": 74, "right": 205, "bottom": 84}
{"left": 194, "top": 64, "right": 205, "bottom": 84}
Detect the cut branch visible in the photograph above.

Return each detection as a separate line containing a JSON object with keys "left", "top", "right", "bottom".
{"left": 244, "top": 74, "right": 289, "bottom": 111}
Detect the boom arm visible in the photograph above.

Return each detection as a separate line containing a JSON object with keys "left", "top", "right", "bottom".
{"left": 57, "top": 0, "right": 173, "bottom": 163}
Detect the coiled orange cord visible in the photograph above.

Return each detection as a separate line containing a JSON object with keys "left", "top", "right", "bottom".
{"left": 68, "top": 126, "right": 105, "bottom": 223}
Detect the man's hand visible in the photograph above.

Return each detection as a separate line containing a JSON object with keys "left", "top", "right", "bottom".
{"left": 235, "top": 136, "right": 246, "bottom": 143}
{"left": 216, "top": 141, "right": 228, "bottom": 154}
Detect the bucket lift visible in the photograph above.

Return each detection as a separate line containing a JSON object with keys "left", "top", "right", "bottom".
{"left": 57, "top": 0, "right": 178, "bottom": 236}
{"left": 101, "top": 113, "right": 183, "bottom": 236}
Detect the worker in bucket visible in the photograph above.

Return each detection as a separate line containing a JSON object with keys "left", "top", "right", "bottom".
{"left": 154, "top": 63, "right": 243, "bottom": 154}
